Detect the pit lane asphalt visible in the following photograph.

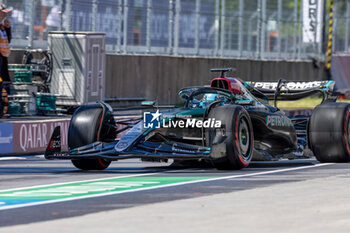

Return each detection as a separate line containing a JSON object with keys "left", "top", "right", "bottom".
{"left": 0, "top": 155, "right": 348, "bottom": 228}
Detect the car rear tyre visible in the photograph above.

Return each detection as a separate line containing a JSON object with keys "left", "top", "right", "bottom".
{"left": 69, "top": 103, "right": 116, "bottom": 170}
{"left": 206, "top": 105, "right": 254, "bottom": 170}
{"left": 308, "top": 102, "right": 350, "bottom": 162}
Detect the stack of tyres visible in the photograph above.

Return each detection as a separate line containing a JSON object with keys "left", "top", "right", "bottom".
{"left": 8, "top": 102, "right": 20, "bottom": 115}
{"left": 36, "top": 93, "right": 56, "bottom": 115}
{"left": 14, "top": 71, "right": 32, "bottom": 83}
{"left": 0, "top": 83, "right": 8, "bottom": 117}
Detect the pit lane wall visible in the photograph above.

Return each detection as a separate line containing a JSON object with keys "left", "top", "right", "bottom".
{"left": 331, "top": 55, "right": 350, "bottom": 92}
{"left": 0, "top": 116, "right": 139, "bottom": 155}
{"left": 9, "top": 50, "right": 326, "bottom": 106}
{"left": 105, "top": 55, "right": 326, "bottom": 105}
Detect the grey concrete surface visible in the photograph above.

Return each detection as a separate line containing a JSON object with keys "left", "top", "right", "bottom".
{"left": 0, "top": 155, "right": 349, "bottom": 232}
{"left": 2, "top": 172, "right": 350, "bottom": 233}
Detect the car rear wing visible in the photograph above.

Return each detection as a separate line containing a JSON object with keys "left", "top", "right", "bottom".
{"left": 244, "top": 80, "right": 336, "bottom": 101}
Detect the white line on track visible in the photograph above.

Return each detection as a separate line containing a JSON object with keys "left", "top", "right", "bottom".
{"left": 0, "top": 157, "right": 26, "bottom": 161}
{"left": 0, "top": 163, "right": 333, "bottom": 211}
{"left": 0, "top": 155, "right": 44, "bottom": 161}
{"left": 0, "top": 172, "right": 165, "bottom": 193}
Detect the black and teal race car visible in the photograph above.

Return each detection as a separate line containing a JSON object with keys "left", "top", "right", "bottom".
{"left": 45, "top": 68, "right": 350, "bottom": 170}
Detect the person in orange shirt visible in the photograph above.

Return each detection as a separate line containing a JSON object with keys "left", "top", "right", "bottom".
{"left": 0, "top": 3, "right": 11, "bottom": 117}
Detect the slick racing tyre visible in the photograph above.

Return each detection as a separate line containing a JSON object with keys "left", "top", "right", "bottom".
{"left": 69, "top": 103, "right": 116, "bottom": 170}
{"left": 206, "top": 105, "right": 254, "bottom": 170}
{"left": 308, "top": 102, "right": 350, "bottom": 162}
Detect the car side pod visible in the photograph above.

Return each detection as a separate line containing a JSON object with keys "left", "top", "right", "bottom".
{"left": 45, "top": 126, "right": 61, "bottom": 159}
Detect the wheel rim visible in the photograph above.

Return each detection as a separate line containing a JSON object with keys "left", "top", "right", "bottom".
{"left": 98, "top": 158, "right": 110, "bottom": 168}
{"left": 238, "top": 117, "right": 250, "bottom": 157}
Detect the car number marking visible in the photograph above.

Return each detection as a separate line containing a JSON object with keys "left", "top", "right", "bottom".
{"left": 115, "top": 122, "right": 144, "bottom": 152}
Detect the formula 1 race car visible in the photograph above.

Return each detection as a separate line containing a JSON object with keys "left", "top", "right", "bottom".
{"left": 45, "top": 68, "right": 350, "bottom": 170}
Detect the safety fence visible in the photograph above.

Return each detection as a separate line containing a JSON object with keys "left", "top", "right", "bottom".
{"left": 3, "top": 0, "right": 349, "bottom": 60}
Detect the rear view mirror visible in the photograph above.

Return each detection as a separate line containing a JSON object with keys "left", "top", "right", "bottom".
{"left": 141, "top": 101, "right": 156, "bottom": 107}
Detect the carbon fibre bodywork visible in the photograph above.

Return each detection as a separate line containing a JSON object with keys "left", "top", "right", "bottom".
{"left": 45, "top": 70, "right": 336, "bottom": 163}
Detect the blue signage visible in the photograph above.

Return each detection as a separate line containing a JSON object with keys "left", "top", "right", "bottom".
{"left": 0, "top": 123, "right": 13, "bottom": 154}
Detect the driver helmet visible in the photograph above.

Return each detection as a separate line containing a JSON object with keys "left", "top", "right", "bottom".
{"left": 201, "top": 93, "right": 224, "bottom": 107}
{"left": 203, "top": 93, "right": 217, "bottom": 102}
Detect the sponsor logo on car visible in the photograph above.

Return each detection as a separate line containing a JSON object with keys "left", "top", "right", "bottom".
{"left": 48, "top": 139, "right": 60, "bottom": 149}
{"left": 266, "top": 115, "right": 293, "bottom": 127}
{"left": 116, "top": 142, "right": 129, "bottom": 149}
{"left": 251, "top": 81, "right": 323, "bottom": 91}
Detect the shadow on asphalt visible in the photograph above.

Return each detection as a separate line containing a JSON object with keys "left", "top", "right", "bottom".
{"left": 0, "top": 158, "right": 320, "bottom": 174}
{"left": 0, "top": 166, "right": 171, "bottom": 174}
{"left": 249, "top": 159, "right": 318, "bottom": 168}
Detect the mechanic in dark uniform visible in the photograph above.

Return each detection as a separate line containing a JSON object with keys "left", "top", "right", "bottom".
{"left": 0, "top": 4, "right": 12, "bottom": 117}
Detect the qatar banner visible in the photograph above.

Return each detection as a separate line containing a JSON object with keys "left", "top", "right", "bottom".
{"left": 0, "top": 117, "right": 132, "bottom": 155}
{"left": 12, "top": 120, "right": 70, "bottom": 153}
